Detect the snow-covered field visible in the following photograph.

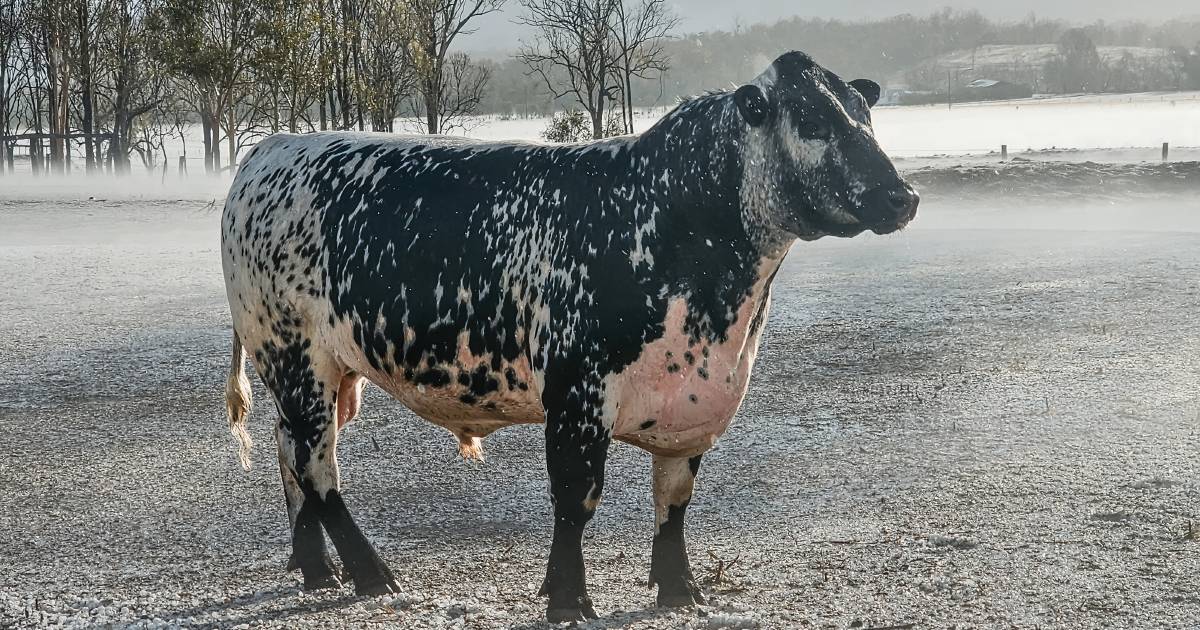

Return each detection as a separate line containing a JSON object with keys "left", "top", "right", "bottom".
{"left": 20, "top": 90, "right": 1196, "bottom": 176}
{"left": 465, "top": 91, "right": 1200, "bottom": 159}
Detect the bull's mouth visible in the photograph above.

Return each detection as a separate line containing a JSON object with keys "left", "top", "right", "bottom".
{"left": 809, "top": 212, "right": 914, "bottom": 238}
{"left": 867, "top": 203, "right": 918, "bottom": 235}
{"left": 869, "top": 213, "right": 916, "bottom": 235}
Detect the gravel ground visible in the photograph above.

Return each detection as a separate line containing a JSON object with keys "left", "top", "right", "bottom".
{"left": 2, "top": 171, "right": 1200, "bottom": 629}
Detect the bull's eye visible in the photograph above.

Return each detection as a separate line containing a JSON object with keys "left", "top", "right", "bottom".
{"left": 797, "top": 121, "right": 830, "bottom": 140}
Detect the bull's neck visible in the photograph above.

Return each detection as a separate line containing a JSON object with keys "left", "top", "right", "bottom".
{"left": 627, "top": 94, "right": 791, "bottom": 340}
{"left": 638, "top": 98, "right": 789, "bottom": 260}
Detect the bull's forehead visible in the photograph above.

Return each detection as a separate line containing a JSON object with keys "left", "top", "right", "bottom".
{"left": 754, "top": 55, "right": 870, "bottom": 126}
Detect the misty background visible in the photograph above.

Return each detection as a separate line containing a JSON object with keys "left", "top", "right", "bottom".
{"left": 460, "top": 0, "right": 1200, "bottom": 53}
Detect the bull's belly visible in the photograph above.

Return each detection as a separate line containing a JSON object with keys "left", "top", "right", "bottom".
{"left": 324, "top": 292, "right": 767, "bottom": 459}
{"left": 325, "top": 320, "right": 545, "bottom": 436}
{"left": 378, "top": 375, "right": 544, "bottom": 435}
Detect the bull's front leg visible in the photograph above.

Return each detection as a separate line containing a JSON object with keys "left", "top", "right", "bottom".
{"left": 649, "top": 454, "right": 706, "bottom": 607}
{"left": 538, "top": 362, "right": 611, "bottom": 623}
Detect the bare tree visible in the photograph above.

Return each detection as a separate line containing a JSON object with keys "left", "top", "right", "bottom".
{"left": 98, "top": 0, "right": 173, "bottom": 173}
{"left": 157, "top": 0, "right": 266, "bottom": 172}
{"left": 410, "top": 50, "right": 488, "bottom": 133}
{"left": 609, "top": 0, "right": 675, "bottom": 134}
{"left": 73, "top": 0, "right": 108, "bottom": 172}
{"left": 357, "top": 0, "right": 414, "bottom": 131}
{"left": 253, "top": 0, "right": 323, "bottom": 133}
{"left": 40, "top": 0, "right": 74, "bottom": 173}
{"left": 17, "top": 0, "right": 50, "bottom": 173}
{"left": 517, "top": 0, "right": 621, "bottom": 140}
{"left": 405, "top": 0, "right": 503, "bottom": 134}
{"left": 0, "top": 0, "right": 22, "bottom": 173}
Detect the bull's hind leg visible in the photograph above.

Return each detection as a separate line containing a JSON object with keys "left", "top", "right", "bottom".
{"left": 279, "top": 426, "right": 341, "bottom": 590}
{"left": 538, "top": 363, "right": 611, "bottom": 622}
{"left": 649, "top": 454, "right": 705, "bottom": 607}
{"left": 260, "top": 339, "right": 398, "bottom": 596}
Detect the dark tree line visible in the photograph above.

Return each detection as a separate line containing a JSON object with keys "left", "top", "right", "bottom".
{"left": 5, "top": 4, "right": 1199, "bottom": 175}
{"left": 0, "top": 0, "right": 501, "bottom": 175}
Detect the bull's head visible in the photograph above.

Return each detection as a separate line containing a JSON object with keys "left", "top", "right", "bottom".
{"left": 735, "top": 51, "right": 918, "bottom": 242}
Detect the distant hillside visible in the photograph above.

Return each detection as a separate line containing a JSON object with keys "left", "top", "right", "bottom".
{"left": 477, "top": 10, "right": 1200, "bottom": 115}
{"left": 902, "top": 44, "right": 1182, "bottom": 93}
{"left": 932, "top": 44, "right": 1166, "bottom": 69}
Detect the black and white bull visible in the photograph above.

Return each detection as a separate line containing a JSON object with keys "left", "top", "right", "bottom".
{"left": 221, "top": 51, "right": 917, "bottom": 622}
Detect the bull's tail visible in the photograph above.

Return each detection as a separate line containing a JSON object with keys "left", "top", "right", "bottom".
{"left": 226, "top": 331, "right": 254, "bottom": 471}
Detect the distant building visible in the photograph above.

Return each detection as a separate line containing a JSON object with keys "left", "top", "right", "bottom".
{"left": 959, "top": 79, "right": 1034, "bottom": 101}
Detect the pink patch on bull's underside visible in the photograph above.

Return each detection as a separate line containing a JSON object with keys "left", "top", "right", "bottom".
{"left": 326, "top": 319, "right": 544, "bottom": 436}
{"left": 608, "top": 257, "right": 783, "bottom": 457}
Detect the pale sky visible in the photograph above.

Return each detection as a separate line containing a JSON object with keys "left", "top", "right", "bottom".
{"left": 459, "top": 0, "right": 1200, "bottom": 55}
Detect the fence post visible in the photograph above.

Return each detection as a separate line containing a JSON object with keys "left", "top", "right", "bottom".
{"left": 1001, "top": 144, "right": 1008, "bottom": 161}
{"left": 1162, "top": 142, "right": 1169, "bottom": 162}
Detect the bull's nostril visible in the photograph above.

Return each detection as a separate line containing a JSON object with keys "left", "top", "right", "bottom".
{"left": 887, "top": 187, "right": 918, "bottom": 216}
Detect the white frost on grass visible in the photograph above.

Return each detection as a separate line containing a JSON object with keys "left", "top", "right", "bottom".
{"left": 705, "top": 613, "right": 760, "bottom": 629}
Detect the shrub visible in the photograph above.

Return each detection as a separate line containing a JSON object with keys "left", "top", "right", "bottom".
{"left": 541, "top": 109, "right": 629, "bottom": 142}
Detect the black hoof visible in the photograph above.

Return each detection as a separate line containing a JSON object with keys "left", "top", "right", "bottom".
{"left": 303, "top": 572, "right": 344, "bottom": 591}
{"left": 546, "top": 603, "right": 599, "bottom": 623}
{"left": 355, "top": 578, "right": 399, "bottom": 597}
{"left": 657, "top": 590, "right": 703, "bottom": 608}
{"left": 655, "top": 579, "right": 705, "bottom": 608}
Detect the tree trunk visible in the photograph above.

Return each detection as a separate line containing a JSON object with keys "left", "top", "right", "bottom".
{"left": 30, "top": 71, "right": 44, "bottom": 175}
{"left": 31, "top": 138, "right": 43, "bottom": 175}
{"left": 113, "top": 113, "right": 131, "bottom": 174}
{"left": 0, "top": 57, "right": 7, "bottom": 176}
{"left": 210, "top": 113, "right": 222, "bottom": 173}
{"left": 426, "top": 93, "right": 439, "bottom": 135}
{"left": 226, "top": 105, "right": 237, "bottom": 170}
{"left": 202, "top": 114, "right": 213, "bottom": 173}
{"left": 591, "top": 98, "right": 604, "bottom": 139}
{"left": 318, "top": 1, "right": 328, "bottom": 131}
{"left": 624, "top": 70, "right": 634, "bottom": 134}
{"left": 338, "top": 0, "right": 351, "bottom": 130}
{"left": 45, "top": 25, "right": 65, "bottom": 174}
{"left": 79, "top": 1, "right": 96, "bottom": 173}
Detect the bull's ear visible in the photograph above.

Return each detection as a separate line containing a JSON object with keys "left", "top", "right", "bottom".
{"left": 849, "top": 79, "right": 881, "bottom": 108}
{"left": 734, "top": 84, "right": 771, "bottom": 127}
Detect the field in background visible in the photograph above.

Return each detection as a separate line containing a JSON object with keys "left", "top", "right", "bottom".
{"left": 434, "top": 90, "right": 1200, "bottom": 158}
{"left": 4, "top": 90, "right": 1197, "bottom": 179}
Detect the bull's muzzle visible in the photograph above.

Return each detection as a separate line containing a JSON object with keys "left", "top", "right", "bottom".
{"left": 861, "top": 183, "right": 919, "bottom": 234}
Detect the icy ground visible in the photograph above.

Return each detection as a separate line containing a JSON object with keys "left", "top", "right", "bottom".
{"left": 1, "top": 164, "right": 1200, "bottom": 628}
